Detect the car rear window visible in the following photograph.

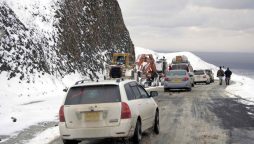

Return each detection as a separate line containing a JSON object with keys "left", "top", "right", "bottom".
{"left": 172, "top": 64, "right": 189, "bottom": 72}
{"left": 65, "top": 85, "right": 121, "bottom": 105}
{"left": 205, "top": 70, "right": 212, "bottom": 74}
{"left": 194, "top": 70, "right": 205, "bottom": 75}
{"left": 166, "top": 71, "right": 186, "bottom": 76}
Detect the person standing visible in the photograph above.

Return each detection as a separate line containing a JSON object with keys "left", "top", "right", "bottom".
{"left": 217, "top": 66, "right": 224, "bottom": 85}
{"left": 224, "top": 67, "right": 232, "bottom": 85}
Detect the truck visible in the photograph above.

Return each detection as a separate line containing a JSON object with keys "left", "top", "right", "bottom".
{"left": 169, "top": 55, "right": 195, "bottom": 87}
{"left": 135, "top": 54, "right": 159, "bottom": 87}
{"left": 105, "top": 53, "right": 135, "bottom": 80}
{"left": 169, "top": 55, "right": 193, "bottom": 73}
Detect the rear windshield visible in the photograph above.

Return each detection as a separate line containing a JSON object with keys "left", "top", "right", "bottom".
{"left": 205, "top": 70, "right": 212, "bottom": 74}
{"left": 166, "top": 71, "right": 186, "bottom": 76}
{"left": 172, "top": 64, "right": 189, "bottom": 72}
{"left": 65, "top": 85, "right": 121, "bottom": 105}
{"left": 194, "top": 70, "right": 205, "bottom": 75}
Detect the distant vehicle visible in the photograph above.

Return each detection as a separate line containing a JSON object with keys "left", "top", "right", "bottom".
{"left": 169, "top": 55, "right": 194, "bottom": 87}
{"left": 59, "top": 79, "right": 159, "bottom": 144}
{"left": 155, "top": 57, "right": 168, "bottom": 85}
{"left": 169, "top": 55, "right": 194, "bottom": 73}
{"left": 194, "top": 70, "right": 211, "bottom": 84}
{"left": 106, "top": 53, "right": 135, "bottom": 80}
{"left": 205, "top": 69, "right": 214, "bottom": 83}
{"left": 164, "top": 70, "right": 192, "bottom": 92}
{"left": 135, "top": 54, "right": 159, "bottom": 87}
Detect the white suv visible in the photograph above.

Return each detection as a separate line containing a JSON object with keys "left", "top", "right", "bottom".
{"left": 59, "top": 79, "right": 159, "bottom": 144}
{"left": 194, "top": 70, "right": 211, "bottom": 84}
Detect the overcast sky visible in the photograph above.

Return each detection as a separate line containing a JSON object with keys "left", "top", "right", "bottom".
{"left": 118, "top": 0, "right": 254, "bottom": 53}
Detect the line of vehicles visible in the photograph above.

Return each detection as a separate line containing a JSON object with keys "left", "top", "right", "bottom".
{"left": 59, "top": 53, "right": 215, "bottom": 144}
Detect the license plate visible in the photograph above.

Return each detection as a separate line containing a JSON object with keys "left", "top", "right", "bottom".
{"left": 85, "top": 112, "right": 100, "bottom": 121}
{"left": 173, "top": 79, "right": 181, "bottom": 83}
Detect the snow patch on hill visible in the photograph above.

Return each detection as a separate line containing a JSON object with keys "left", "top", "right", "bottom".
{"left": 4, "top": 0, "right": 58, "bottom": 33}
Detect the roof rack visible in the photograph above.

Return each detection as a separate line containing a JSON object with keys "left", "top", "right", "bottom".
{"left": 75, "top": 79, "right": 92, "bottom": 85}
{"left": 116, "top": 78, "right": 124, "bottom": 83}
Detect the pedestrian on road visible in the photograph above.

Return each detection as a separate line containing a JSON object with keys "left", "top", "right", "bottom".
{"left": 217, "top": 66, "right": 224, "bottom": 85}
{"left": 224, "top": 67, "right": 232, "bottom": 85}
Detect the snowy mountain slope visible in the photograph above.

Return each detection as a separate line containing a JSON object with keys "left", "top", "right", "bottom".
{"left": 0, "top": 0, "right": 135, "bottom": 140}
{"left": 0, "top": 0, "right": 135, "bottom": 81}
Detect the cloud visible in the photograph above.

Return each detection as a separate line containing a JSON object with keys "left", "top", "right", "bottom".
{"left": 118, "top": 0, "right": 254, "bottom": 53}
{"left": 192, "top": 0, "right": 254, "bottom": 10}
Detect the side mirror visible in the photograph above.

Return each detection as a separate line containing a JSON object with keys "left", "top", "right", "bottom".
{"left": 150, "top": 91, "right": 158, "bottom": 97}
{"left": 189, "top": 72, "right": 194, "bottom": 77}
{"left": 63, "top": 87, "right": 68, "bottom": 92}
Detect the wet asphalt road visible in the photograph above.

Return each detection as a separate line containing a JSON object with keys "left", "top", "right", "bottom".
{"left": 2, "top": 81, "right": 254, "bottom": 144}
{"left": 50, "top": 81, "right": 254, "bottom": 144}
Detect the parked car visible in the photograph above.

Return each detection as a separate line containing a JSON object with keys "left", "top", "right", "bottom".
{"left": 194, "top": 70, "right": 211, "bottom": 84}
{"left": 164, "top": 70, "right": 192, "bottom": 92}
{"left": 205, "top": 69, "right": 214, "bottom": 83}
{"left": 59, "top": 79, "right": 159, "bottom": 144}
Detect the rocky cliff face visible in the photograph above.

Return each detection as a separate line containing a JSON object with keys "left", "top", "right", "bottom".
{"left": 0, "top": 0, "right": 134, "bottom": 81}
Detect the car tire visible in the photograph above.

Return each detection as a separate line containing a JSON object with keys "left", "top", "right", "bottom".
{"left": 187, "top": 88, "right": 192, "bottom": 92}
{"left": 154, "top": 111, "right": 160, "bottom": 134}
{"left": 192, "top": 83, "right": 195, "bottom": 87}
{"left": 63, "top": 139, "right": 79, "bottom": 144}
{"left": 164, "top": 88, "right": 168, "bottom": 92}
{"left": 133, "top": 120, "right": 142, "bottom": 144}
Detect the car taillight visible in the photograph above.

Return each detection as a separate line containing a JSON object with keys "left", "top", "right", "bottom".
{"left": 59, "top": 105, "right": 65, "bottom": 122}
{"left": 121, "top": 102, "right": 131, "bottom": 119}
{"left": 165, "top": 77, "right": 170, "bottom": 81}
{"left": 183, "top": 77, "right": 189, "bottom": 81}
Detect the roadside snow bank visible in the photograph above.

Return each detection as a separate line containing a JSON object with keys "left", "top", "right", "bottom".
{"left": 0, "top": 71, "right": 84, "bottom": 135}
{"left": 225, "top": 74, "right": 254, "bottom": 104}
{"left": 26, "top": 126, "right": 59, "bottom": 144}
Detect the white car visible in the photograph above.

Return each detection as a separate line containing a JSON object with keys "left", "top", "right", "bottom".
{"left": 59, "top": 79, "right": 159, "bottom": 144}
{"left": 194, "top": 70, "right": 211, "bottom": 84}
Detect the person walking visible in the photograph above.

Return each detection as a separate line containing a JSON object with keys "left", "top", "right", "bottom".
{"left": 217, "top": 66, "right": 224, "bottom": 85}
{"left": 224, "top": 67, "right": 232, "bottom": 85}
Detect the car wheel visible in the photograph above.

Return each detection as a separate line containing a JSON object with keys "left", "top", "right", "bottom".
{"left": 63, "top": 139, "right": 79, "bottom": 144}
{"left": 154, "top": 111, "right": 160, "bottom": 134}
{"left": 192, "top": 83, "right": 195, "bottom": 87}
{"left": 133, "top": 120, "right": 142, "bottom": 143}
{"left": 164, "top": 88, "right": 168, "bottom": 92}
{"left": 187, "top": 88, "right": 192, "bottom": 92}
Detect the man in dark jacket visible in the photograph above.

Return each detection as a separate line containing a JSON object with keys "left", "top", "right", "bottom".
{"left": 217, "top": 66, "right": 224, "bottom": 85}
{"left": 224, "top": 67, "right": 232, "bottom": 85}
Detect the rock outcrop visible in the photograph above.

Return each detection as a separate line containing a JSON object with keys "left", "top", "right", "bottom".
{"left": 0, "top": 0, "right": 134, "bottom": 81}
